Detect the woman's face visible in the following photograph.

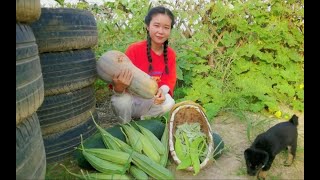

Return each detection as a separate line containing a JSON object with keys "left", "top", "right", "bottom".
{"left": 147, "top": 13, "right": 172, "bottom": 46}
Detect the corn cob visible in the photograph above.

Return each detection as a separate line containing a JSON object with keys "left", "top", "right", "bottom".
{"left": 79, "top": 148, "right": 132, "bottom": 165}
{"left": 61, "top": 164, "right": 130, "bottom": 180}
{"left": 88, "top": 116, "right": 175, "bottom": 180}
{"left": 78, "top": 133, "right": 128, "bottom": 174}
{"left": 91, "top": 111, "right": 121, "bottom": 151}
{"left": 130, "top": 149, "right": 175, "bottom": 180}
{"left": 120, "top": 124, "right": 143, "bottom": 153}
{"left": 82, "top": 173, "right": 131, "bottom": 180}
{"left": 136, "top": 129, "right": 161, "bottom": 163}
{"left": 110, "top": 130, "right": 175, "bottom": 179}
{"left": 159, "top": 119, "right": 169, "bottom": 167}
{"left": 82, "top": 151, "right": 128, "bottom": 174}
{"left": 135, "top": 122, "right": 165, "bottom": 155}
{"left": 129, "top": 165, "right": 149, "bottom": 180}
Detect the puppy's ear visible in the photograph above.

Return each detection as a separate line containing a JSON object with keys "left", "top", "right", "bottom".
{"left": 244, "top": 148, "right": 253, "bottom": 159}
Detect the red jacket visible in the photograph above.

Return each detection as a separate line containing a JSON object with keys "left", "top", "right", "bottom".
{"left": 125, "top": 40, "right": 177, "bottom": 96}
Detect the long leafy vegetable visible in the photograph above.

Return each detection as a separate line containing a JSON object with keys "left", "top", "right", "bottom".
{"left": 174, "top": 122, "right": 209, "bottom": 175}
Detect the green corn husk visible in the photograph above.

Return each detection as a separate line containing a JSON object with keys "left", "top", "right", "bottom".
{"left": 91, "top": 112, "right": 121, "bottom": 151}
{"left": 159, "top": 118, "right": 170, "bottom": 167}
{"left": 60, "top": 164, "right": 131, "bottom": 180}
{"left": 79, "top": 135, "right": 129, "bottom": 175}
{"left": 89, "top": 112, "right": 175, "bottom": 180}
{"left": 120, "top": 124, "right": 143, "bottom": 153}
{"left": 135, "top": 122, "right": 165, "bottom": 155}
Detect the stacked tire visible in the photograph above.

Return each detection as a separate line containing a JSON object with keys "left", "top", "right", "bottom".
{"left": 16, "top": 0, "right": 46, "bottom": 179}
{"left": 31, "top": 8, "right": 99, "bottom": 163}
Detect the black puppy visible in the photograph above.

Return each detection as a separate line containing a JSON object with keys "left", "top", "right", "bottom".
{"left": 244, "top": 114, "right": 299, "bottom": 179}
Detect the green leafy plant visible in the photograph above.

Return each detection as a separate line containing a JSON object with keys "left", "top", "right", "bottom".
{"left": 50, "top": 0, "right": 304, "bottom": 121}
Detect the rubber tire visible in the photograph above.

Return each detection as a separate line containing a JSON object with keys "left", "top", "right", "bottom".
{"left": 16, "top": 23, "right": 44, "bottom": 125}
{"left": 37, "top": 85, "right": 96, "bottom": 136}
{"left": 39, "top": 49, "right": 97, "bottom": 96}
{"left": 16, "top": 113, "right": 46, "bottom": 180}
{"left": 16, "top": 0, "right": 41, "bottom": 23}
{"left": 43, "top": 111, "right": 98, "bottom": 163}
{"left": 30, "top": 8, "right": 98, "bottom": 53}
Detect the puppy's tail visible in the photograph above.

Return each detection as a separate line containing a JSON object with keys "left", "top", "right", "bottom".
{"left": 289, "top": 114, "right": 299, "bottom": 126}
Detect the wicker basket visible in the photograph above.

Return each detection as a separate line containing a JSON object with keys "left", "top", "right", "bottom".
{"left": 168, "top": 100, "right": 214, "bottom": 171}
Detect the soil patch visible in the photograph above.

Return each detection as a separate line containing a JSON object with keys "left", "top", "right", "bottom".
{"left": 47, "top": 91, "right": 304, "bottom": 180}
{"left": 166, "top": 112, "right": 304, "bottom": 179}
{"left": 95, "top": 92, "right": 304, "bottom": 180}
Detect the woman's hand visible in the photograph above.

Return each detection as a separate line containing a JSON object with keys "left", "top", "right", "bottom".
{"left": 112, "top": 68, "right": 133, "bottom": 93}
{"left": 154, "top": 88, "right": 166, "bottom": 105}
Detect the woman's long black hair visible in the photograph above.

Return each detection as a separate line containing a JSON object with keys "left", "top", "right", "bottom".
{"left": 144, "top": 6, "right": 175, "bottom": 74}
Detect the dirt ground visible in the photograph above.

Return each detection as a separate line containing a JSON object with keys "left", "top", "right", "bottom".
{"left": 167, "top": 112, "right": 304, "bottom": 180}
{"left": 96, "top": 92, "right": 304, "bottom": 180}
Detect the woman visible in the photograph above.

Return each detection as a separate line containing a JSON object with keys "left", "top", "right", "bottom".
{"left": 110, "top": 6, "right": 177, "bottom": 123}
